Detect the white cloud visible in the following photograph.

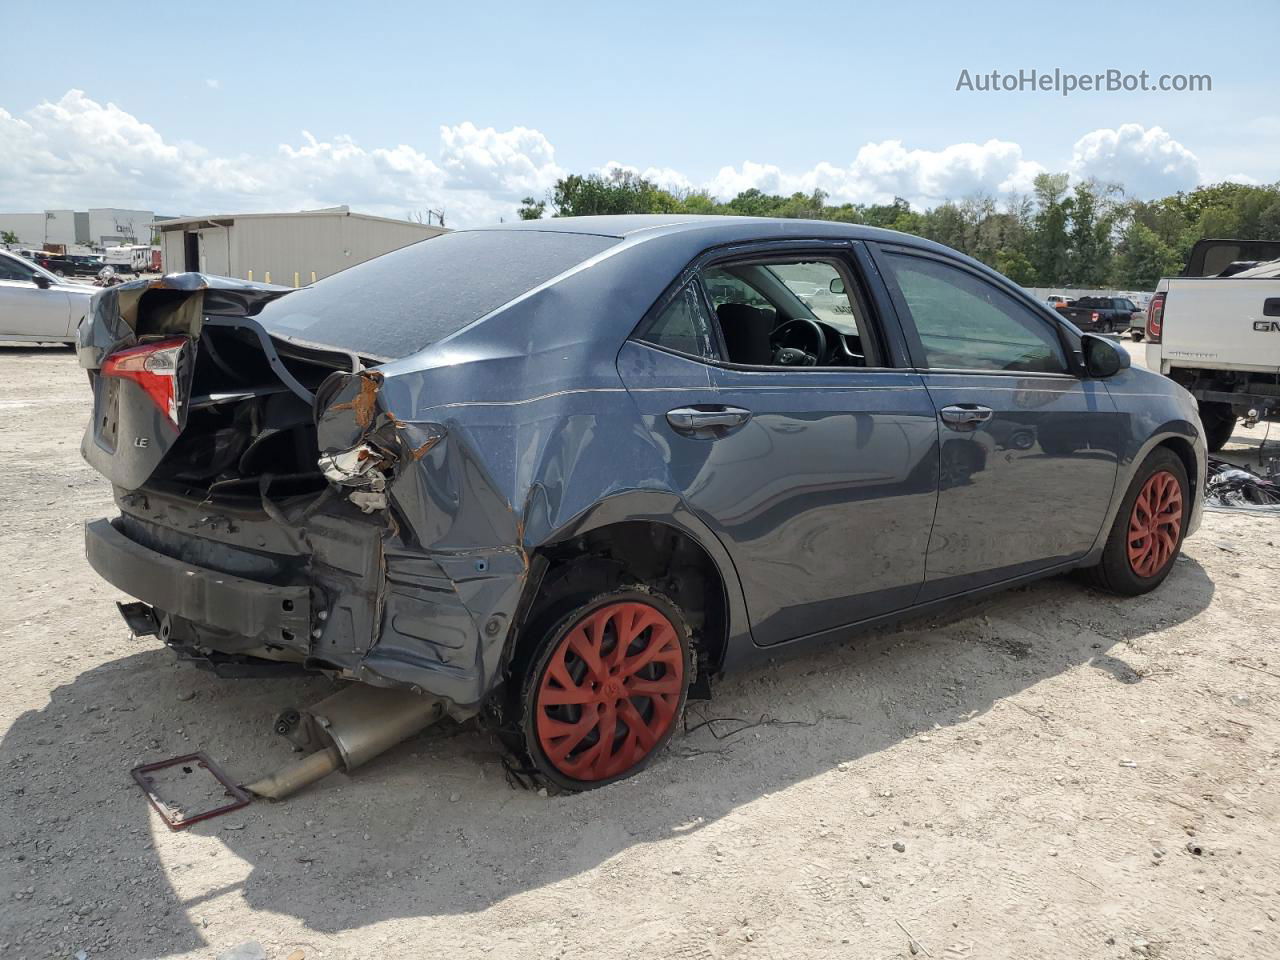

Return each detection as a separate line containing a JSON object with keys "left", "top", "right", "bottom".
{"left": 438, "top": 121, "right": 562, "bottom": 195}
{"left": 704, "top": 139, "right": 1045, "bottom": 208}
{"left": 205, "top": 78, "right": 220, "bottom": 90}
{"left": 0, "top": 90, "right": 560, "bottom": 225}
{"left": 0, "top": 92, "right": 1221, "bottom": 227}
{"left": 1068, "top": 124, "right": 1200, "bottom": 196}
{"left": 1218, "top": 172, "right": 1260, "bottom": 186}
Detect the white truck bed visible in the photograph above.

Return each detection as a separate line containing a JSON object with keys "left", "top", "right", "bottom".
{"left": 1147, "top": 275, "right": 1280, "bottom": 376}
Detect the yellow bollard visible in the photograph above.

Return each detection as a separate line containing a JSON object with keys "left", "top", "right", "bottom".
{"left": 248, "top": 269, "right": 253, "bottom": 282}
{"left": 310, "top": 271, "right": 316, "bottom": 284}
{"left": 264, "top": 271, "right": 271, "bottom": 284}
{"left": 294, "top": 271, "right": 299, "bottom": 288}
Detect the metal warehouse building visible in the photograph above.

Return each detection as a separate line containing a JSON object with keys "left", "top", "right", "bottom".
{"left": 155, "top": 206, "right": 447, "bottom": 285}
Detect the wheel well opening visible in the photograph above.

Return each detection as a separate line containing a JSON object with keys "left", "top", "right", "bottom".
{"left": 512, "top": 520, "right": 729, "bottom": 684}
{"left": 1157, "top": 436, "right": 1198, "bottom": 500}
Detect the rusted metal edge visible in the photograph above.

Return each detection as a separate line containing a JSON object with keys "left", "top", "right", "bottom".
{"left": 130, "top": 751, "right": 252, "bottom": 830}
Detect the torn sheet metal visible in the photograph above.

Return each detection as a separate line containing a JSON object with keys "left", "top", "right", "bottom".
{"left": 77, "top": 272, "right": 294, "bottom": 366}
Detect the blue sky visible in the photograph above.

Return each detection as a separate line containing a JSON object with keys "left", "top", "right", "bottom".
{"left": 2, "top": 0, "right": 1271, "bottom": 224}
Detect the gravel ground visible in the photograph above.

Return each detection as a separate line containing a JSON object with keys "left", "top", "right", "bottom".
{"left": 1, "top": 341, "right": 1277, "bottom": 960}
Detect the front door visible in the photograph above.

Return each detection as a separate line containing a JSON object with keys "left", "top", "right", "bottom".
{"left": 617, "top": 247, "right": 939, "bottom": 647}
{"left": 872, "top": 246, "right": 1121, "bottom": 600}
{"left": 0, "top": 257, "right": 73, "bottom": 339}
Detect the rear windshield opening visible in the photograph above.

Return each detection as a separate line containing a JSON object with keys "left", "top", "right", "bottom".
{"left": 252, "top": 230, "right": 619, "bottom": 360}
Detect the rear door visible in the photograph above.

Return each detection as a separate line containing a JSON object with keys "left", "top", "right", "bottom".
{"left": 617, "top": 241, "right": 940, "bottom": 647}
{"left": 870, "top": 244, "right": 1121, "bottom": 600}
{"left": 0, "top": 255, "right": 74, "bottom": 339}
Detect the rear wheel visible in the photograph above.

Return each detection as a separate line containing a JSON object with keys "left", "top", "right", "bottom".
{"left": 1129, "top": 329, "right": 1143, "bottom": 342}
{"left": 1199, "top": 401, "right": 1236, "bottom": 452}
{"left": 519, "top": 588, "right": 692, "bottom": 791}
{"left": 1100, "top": 318, "right": 1114, "bottom": 334}
{"left": 1085, "top": 448, "right": 1188, "bottom": 595}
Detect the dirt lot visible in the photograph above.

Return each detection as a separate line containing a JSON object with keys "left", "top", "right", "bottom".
{"left": 2, "top": 342, "right": 1278, "bottom": 960}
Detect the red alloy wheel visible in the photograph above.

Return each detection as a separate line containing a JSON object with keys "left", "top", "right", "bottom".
{"left": 1127, "top": 469, "right": 1184, "bottom": 577}
{"left": 534, "top": 600, "right": 684, "bottom": 782}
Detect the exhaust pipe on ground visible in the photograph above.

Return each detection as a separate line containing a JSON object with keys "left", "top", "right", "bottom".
{"left": 246, "top": 684, "right": 444, "bottom": 800}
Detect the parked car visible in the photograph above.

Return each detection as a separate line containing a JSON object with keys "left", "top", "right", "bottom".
{"left": 1044, "top": 294, "right": 1073, "bottom": 309}
{"left": 69, "top": 254, "right": 106, "bottom": 276}
{"left": 31, "top": 251, "right": 77, "bottom": 276}
{"left": 1058, "top": 296, "right": 1143, "bottom": 335}
{"left": 32, "top": 252, "right": 106, "bottom": 277}
{"left": 0, "top": 248, "right": 95, "bottom": 342}
{"left": 78, "top": 217, "right": 1204, "bottom": 791}
{"left": 1146, "top": 255, "right": 1280, "bottom": 450}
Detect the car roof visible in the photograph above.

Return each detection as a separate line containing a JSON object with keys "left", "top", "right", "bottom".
{"left": 469, "top": 214, "right": 919, "bottom": 244}
{"left": 464, "top": 215, "right": 1017, "bottom": 296}
{"left": 465, "top": 214, "right": 976, "bottom": 267}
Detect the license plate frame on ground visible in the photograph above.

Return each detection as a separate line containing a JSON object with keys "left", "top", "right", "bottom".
{"left": 130, "top": 751, "right": 251, "bottom": 830}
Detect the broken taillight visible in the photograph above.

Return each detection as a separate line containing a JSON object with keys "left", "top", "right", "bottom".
{"left": 1147, "top": 292, "right": 1165, "bottom": 343}
{"left": 101, "top": 337, "right": 187, "bottom": 426}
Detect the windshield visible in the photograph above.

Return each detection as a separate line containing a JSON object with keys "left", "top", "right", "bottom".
{"left": 254, "top": 229, "right": 619, "bottom": 360}
{"left": 765, "top": 262, "right": 863, "bottom": 336}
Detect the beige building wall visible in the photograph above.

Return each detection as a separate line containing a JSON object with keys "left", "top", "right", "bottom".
{"left": 158, "top": 211, "right": 444, "bottom": 284}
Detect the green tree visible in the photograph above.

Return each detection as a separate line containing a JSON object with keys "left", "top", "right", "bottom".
{"left": 1259, "top": 201, "right": 1280, "bottom": 241}
{"left": 679, "top": 190, "right": 719, "bottom": 214}
{"left": 517, "top": 197, "right": 546, "bottom": 220}
{"left": 721, "top": 188, "right": 779, "bottom": 217}
{"left": 551, "top": 169, "right": 681, "bottom": 217}
{"left": 1111, "top": 222, "right": 1179, "bottom": 290}
{"left": 541, "top": 169, "right": 1279, "bottom": 285}
{"left": 1029, "top": 173, "right": 1071, "bottom": 285}
{"left": 0, "top": 230, "right": 17, "bottom": 246}
{"left": 995, "top": 247, "right": 1036, "bottom": 286}
{"left": 920, "top": 201, "right": 968, "bottom": 253}
{"left": 1066, "top": 181, "right": 1115, "bottom": 286}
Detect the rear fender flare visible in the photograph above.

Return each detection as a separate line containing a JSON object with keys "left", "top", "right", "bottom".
{"left": 515, "top": 489, "right": 753, "bottom": 675}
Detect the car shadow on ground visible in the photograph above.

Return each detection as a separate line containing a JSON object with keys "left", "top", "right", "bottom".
{"left": 0, "top": 560, "right": 1214, "bottom": 955}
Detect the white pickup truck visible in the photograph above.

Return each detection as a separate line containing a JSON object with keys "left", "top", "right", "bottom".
{"left": 1146, "top": 252, "right": 1280, "bottom": 450}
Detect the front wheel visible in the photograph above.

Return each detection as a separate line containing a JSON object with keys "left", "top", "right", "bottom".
{"left": 519, "top": 588, "right": 692, "bottom": 791}
{"left": 1084, "top": 448, "right": 1189, "bottom": 595}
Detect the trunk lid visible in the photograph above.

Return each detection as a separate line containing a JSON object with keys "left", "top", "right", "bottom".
{"left": 78, "top": 273, "right": 349, "bottom": 493}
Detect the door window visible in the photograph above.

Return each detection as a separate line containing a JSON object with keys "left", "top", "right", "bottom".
{"left": 638, "top": 281, "right": 721, "bottom": 360}
{"left": 702, "top": 258, "right": 878, "bottom": 367}
{"left": 0, "top": 255, "right": 36, "bottom": 282}
{"left": 883, "top": 253, "right": 1068, "bottom": 374}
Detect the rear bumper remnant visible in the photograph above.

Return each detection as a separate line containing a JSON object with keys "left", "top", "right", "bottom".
{"left": 85, "top": 518, "right": 311, "bottom": 644}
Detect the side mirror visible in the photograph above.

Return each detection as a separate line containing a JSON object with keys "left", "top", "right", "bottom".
{"left": 1081, "top": 333, "right": 1128, "bottom": 378}
{"left": 32, "top": 274, "right": 51, "bottom": 290}
{"left": 829, "top": 277, "right": 845, "bottom": 295}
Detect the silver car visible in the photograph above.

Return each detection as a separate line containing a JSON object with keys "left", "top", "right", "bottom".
{"left": 0, "top": 249, "right": 94, "bottom": 343}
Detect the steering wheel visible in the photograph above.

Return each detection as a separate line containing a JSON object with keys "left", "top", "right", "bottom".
{"left": 770, "top": 317, "right": 827, "bottom": 366}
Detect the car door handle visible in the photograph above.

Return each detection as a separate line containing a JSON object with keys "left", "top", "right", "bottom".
{"left": 939, "top": 404, "right": 994, "bottom": 430}
{"left": 666, "top": 406, "right": 752, "bottom": 434}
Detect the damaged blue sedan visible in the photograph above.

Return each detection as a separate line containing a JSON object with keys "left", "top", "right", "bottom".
{"left": 79, "top": 216, "right": 1205, "bottom": 792}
